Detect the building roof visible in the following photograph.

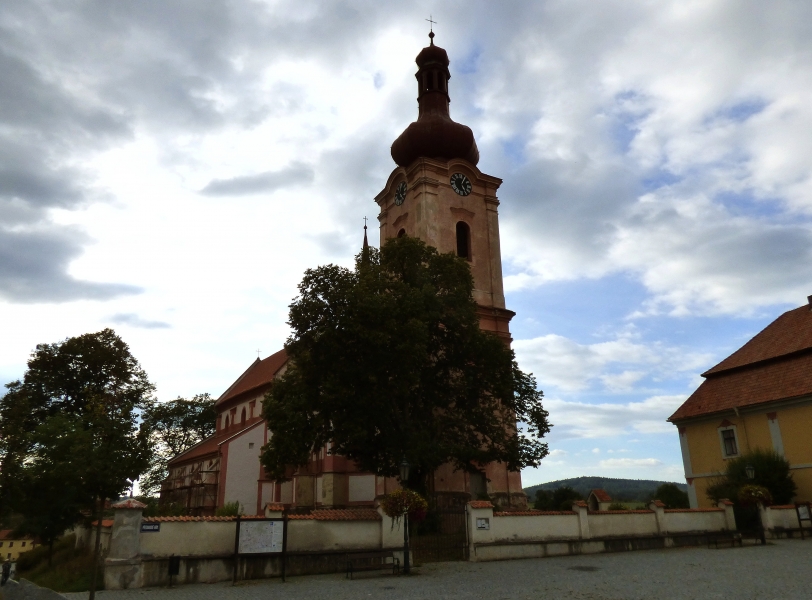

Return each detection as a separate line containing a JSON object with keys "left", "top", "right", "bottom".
{"left": 589, "top": 489, "right": 612, "bottom": 502}
{"left": 670, "top": 301, "right": 812, "bottom": 422}
{"left": 216, "top": 349, "right": 287, "bottom": 407}
{"left": 704, "top": 304, "right": 812, "bottom": 375}
{"left": 168, "top": 420, "right": 264, "bottom": 467}
{"left": 0, "top": 530, "right": 34, "bottom": 540}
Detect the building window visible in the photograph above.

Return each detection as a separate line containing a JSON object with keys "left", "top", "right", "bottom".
{"left": 21, "top": 541, "right": 25, "bottom": 547}
{"left": 456, "top": 222, "right": 471, "bottom": 260}
{"left": 397, "top": 228, "right": 406, "bottom": 238}
{"left": 719, "top": 428, "right": 739, "bottom": 457}
{"left": 8, "top": 542, "right": 12, "bottom": 547}
{"left": 241, "top": 407, "right": 246, "bottom": 423}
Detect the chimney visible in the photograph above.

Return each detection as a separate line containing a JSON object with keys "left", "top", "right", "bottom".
{"left": 808, "top": 295, "right": 812, "bottom": 310}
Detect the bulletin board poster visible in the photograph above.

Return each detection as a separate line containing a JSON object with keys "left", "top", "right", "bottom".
{"left": 238, "top": 520, "right": 284, "bottom": 554}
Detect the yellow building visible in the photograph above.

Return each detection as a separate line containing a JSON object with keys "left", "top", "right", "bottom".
{"left": 669, "top": 298, "right": 812, "bottom": 508}
{"left": 0, "top": 530, "right": 37, "bottom": 561}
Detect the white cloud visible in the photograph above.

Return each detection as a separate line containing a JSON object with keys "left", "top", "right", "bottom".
{"left": 543, "top": 395, "right": 685, "bottom": 440}
{"left": 599, "top": 458, "right": 661, "bottom": 468}
{"left": 513, "top": 331, "right": 712, "bottom": 393}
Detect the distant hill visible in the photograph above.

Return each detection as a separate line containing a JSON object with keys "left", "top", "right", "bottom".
{"left": 523, "top": 476, "right": 687, "bottom": 503}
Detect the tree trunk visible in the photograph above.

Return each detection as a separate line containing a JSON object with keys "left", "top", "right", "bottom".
{"left": 89, "top": 496, "right": 103, "bottom": 600}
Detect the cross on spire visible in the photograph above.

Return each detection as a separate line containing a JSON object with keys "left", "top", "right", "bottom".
{"left": 256, "top": 348, "right": 262, "bottom": 359}
{"left": 426, "top": 15, "right": 437, "bottom": 32}
{"left": 363, "top": 216, "right": 368, "bottom": 230}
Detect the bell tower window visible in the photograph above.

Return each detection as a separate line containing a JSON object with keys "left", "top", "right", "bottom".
{"left": 397, "top": 228, "right": 406, "bottom": 238}
{"left": 456, "top": 221, "right": 471, "bottom": 260}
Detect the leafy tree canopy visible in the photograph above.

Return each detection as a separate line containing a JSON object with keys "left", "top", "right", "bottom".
{"left": 0, "top": 329, "right": 154, "bottom": 554}
{"left": 261, "top": 236, "right": 550, "bottom": 489}
{"left": 706, "top": 449, "right": 797, "bottom": 505}
{"left": 140, "top": 394, "right": 216, "bottom": 496}
{"left": 533, "top": 486, "right": 583, "bottom": 511}
{"left": 652, "top": 483, "right": 690, "bottom": 509}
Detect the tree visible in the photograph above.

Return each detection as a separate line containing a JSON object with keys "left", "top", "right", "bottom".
{"left": 706, "top": 449, "right": 797, "bottom": 505}
{"left": 653, "top": 483, "right": 690, "bottom": 509}
{"left": 140, "top": 394, "right": 217, "bottom": 496}
{"left": 261, "top": 236, "right": 551, "bottom": 491}
{"left": 0, "top": 329, "right": 154, "bottom": 600}
{"left": 533, "top": 486, "right": 583, "bottom": 511}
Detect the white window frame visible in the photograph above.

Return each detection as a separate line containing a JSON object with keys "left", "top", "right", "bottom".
{"left": 718, "top": 425, "right": 740, "bottom": 459}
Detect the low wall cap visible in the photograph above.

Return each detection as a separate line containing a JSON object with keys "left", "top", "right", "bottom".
{"left": 112, "top": 499, "right": 147, "bottom": 510}
{"left": 469, "top": 500, "right": 494, "bottom": 509}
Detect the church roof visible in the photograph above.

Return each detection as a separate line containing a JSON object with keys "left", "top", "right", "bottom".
{"left": 669, "top": 301, "right": 812, "bottom": 422}
{"left": 216, "top": 348, "right": 288, "bottom": 406}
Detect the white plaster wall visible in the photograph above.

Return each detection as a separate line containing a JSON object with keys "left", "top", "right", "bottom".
{"left": 767, "top": 507, "right": 801, "bottom": 529}
{"left": 349, "top": 475, "right": 375, "bottom": 502}
{"left": 588, "top": 513, "right": 658, "bottom": 538}
{"left": 664, "top": 510, "right": 726, "bottom": 532}
{"left": 286, "top": 520, "right": 381, "bottom": 552}
{"left": 140, "top": 521, "right": 236, "bottom": 557}
{"left": 224, "top": 426, "right": 265, "bottom": 514}
{"left": 490, "top": 514, "right": 580, "bottom": 542}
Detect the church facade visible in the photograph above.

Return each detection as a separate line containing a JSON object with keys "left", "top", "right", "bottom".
{"left": 162, "top": 33, "right": 526, "bottom": 515}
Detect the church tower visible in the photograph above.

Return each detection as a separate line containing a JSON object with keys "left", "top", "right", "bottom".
{"left": 375, "top": 32, "right": 514, "bottom": 343}
{"left": 375, "top": 33, "right": 524, "bottom": 507}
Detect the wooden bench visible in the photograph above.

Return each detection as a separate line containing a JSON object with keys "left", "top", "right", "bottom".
{"left": 346, "top": 551, "right": 400, "bottom": 579}
{"left": 707, "top": 532, "right": 743, "bottom": 549}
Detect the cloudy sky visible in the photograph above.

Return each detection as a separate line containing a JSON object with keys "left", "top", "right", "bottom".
{"left": 2, "top": 0, "right": 811, "bottom": 488}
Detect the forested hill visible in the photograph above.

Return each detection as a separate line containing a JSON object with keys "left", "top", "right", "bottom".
{"left": 523, "top": 476, "right": 687, "bottom": 503}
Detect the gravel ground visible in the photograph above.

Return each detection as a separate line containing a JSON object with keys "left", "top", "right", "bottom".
{"left": 64, "top": 539, "right": 812, "bottom": 600}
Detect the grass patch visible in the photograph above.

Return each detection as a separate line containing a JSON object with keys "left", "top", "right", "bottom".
{"left": 16, "top": 535, "right": 103, "bottom": 593}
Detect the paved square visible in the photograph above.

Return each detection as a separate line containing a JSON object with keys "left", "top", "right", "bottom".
{"left": 65, "top": 539, "right": 811, "bottom": 600}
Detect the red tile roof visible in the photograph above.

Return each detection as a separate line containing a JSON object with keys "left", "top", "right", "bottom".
{"left": 670, "top": 302, "right": 812, "bottom": 422}
{"left": 112, "top": 499, "right": 146, "bottom": 510}
{"left": 669, "top": 351, "right": 812, "bottom": 421}
{"left": 704, "top": 304, "right": 812, "bottom": 375}
{"left": 90, "top": 520, "right": 115, "bottom": 528}
{"left": 216, "top": 349, "right": 288, "bottom": 406}
{"left": 468, "top": 501, "right": 494, "bottom": 509}
{"left": 590, "top": 489, "right": 612, "bottom": 502}
{"left": 167, "top": 432, "right": 222, "bottom": 466}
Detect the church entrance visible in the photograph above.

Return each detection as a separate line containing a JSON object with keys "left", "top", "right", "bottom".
{"left": 410, "top": 493, "right": 469, "bottom": 563}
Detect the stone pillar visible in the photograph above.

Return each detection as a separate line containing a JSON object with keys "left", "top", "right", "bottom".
{"left": 572, "top": 501, "right": 590, "bottom": 540}
{"left": 467, "top": 501, "right": 495, "bottom": 562}
{"left": 757, "top": 502, "right": 771, "bottom": 539}
{"left": 718, "top": 499, "right": 736, "bottom": 531}
{"left": 264, "top": 503, "right": 284, "bottom": 518}
{"left": 104, "top": 498, "right": 146, "bottom": 590}
{"left": 649, "top": 500, "right": 668, "bottom": 536}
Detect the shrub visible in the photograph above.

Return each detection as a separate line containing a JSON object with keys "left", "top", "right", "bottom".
{"left": 706, "top": 449, "right": 796, "bottom": 505}
{"left": 607, "top": 502, "right": 627, "bottom": 511}
{"left": 215, "top": 501, "right": 242, "bottom": 517}
{"left": 379, "top": 489, "right": 428, "bottom": 525}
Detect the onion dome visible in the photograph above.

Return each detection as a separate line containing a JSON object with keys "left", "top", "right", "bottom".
{"left": 391, "top": 32, "right": 479, "bottom": 167}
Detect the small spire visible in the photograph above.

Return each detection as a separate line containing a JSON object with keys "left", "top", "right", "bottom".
{"left": 362, "top": 217, "right": 370, "bottom": 266}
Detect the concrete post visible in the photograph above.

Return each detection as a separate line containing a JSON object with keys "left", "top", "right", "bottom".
{"left": 467, "top": 501, "right": 495, "bottom": 562}
{"left": 757, "top": 502, "right": 771, "bottom": 540}
{"left": 649, "top": 500, "right": 668, "bottom": 536}
{"left": 104, "top": 499, "right": 146, "bottom": 590}
{"left": 717, "top": 499, "right": 736, "bottom": 531}
{"left": 264, "top": 503, "right": 284, "bottom": 518}
{"left": 572, "top": 501, "right": 590, "bottom": 540}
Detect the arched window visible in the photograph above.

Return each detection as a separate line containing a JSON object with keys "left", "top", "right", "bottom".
{"left": 397, "top": 228, "right": 406, "bottom": 238}
{"left": 456, "top": 221, "right": 471, "bottom": 260}
{"left": 241, "top": 407, "right": 246, "bottom": 423}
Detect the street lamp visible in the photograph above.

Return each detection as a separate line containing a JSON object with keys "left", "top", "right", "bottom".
{"left": 745, "top": 464, "right": 755, "bottom": 480}
{"left": 744, "top": 464, "right": 765, "bottom": 544}
{"left": 399, "top": 458, "right": 411, "bottom": 575}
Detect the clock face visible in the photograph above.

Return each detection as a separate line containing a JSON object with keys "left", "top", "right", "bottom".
{"left": 450, "top": 173, "right": 472, "bottom": 196}
{"left": 394, "top": 181, "right": 407, "bottom": 206}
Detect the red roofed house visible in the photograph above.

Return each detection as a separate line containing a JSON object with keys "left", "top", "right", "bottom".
{"left": 668, "top": 298, "right": 812, "bottom": 508}
{"left": 587, "top": 489, "right": 613, "bottom": 511}
{"left": 161, "top": 33, "right": 528, "bottom": 515}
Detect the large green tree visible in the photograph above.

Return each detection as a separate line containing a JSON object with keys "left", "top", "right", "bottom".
{"left": 140, "top": 394, "right": 217, "bottom": 496}
{"left": 0, "top": 329, "right": 154, "bottom": 598}
{"left": 261, "top": 236, "right": 551, "bottom": 490}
